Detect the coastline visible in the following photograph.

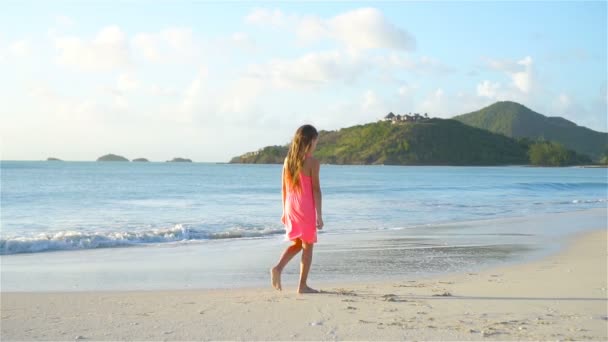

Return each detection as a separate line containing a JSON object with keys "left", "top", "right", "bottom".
{"left": 3, "top": 208, "right": 606, "bottom": 293}
{"left": 2, "top": 227, "right": 606, "bottom": 341}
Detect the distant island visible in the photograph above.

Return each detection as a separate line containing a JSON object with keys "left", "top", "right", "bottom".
{"left": 132, "top": 158, "right": 149, "bottom": 162}
{"left": 231, "top": 101, "right": 604, "bottom": 167}
{"left": 166, "top": 157, "right": 192, "bottom": 162}
{"left": 47, "top": 157, "right": 62, "bottom": 161}
{"left": 97, "top": 154, "right": 129, "bottom": 162}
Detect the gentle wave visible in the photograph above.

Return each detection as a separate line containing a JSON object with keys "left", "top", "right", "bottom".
{"left": 567, "top": 198, "right": 607, "bottom": 204}
{"left": 0, "top": 225, "right": 285, "bottom": 255}
{"left": 331, "top": 182, "right": 607, "bottom": 193}
{"left": 512, "top": 182, "right": 607, "bottom": 191}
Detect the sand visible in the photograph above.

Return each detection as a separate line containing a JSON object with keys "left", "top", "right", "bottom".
{"left": 2, "top": 228, "right": 607, "bottom": 341}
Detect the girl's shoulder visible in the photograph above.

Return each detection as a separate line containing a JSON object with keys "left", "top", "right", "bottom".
{"left": 302, "top": 156, "right": 319, "bottom": 176}
{"left": 303, "top": 155, "right": 318, "bottom": 165}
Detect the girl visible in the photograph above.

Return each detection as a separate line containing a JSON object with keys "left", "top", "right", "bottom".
{"left": 271, "top": 124, "right": 324, "bottom": 294}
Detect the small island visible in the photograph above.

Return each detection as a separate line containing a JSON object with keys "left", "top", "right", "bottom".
{"left": 47, "top": 157, "right": 62, "bottom": 161}
{"left": 97, "top": 154, "right": 129, "bottom": 162}
{"left": 166, "top": 157, "right": 192, "bottom": 163}
{"left": 132, "top": 158, "right": 149, "bottom": 162}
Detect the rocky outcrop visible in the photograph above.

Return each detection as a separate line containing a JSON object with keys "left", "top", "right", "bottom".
{"left": 97, "top": 154, "right": 129, "bottom": 162}
{"left": 166, "top": 157, "right": 192, "bottom": 162}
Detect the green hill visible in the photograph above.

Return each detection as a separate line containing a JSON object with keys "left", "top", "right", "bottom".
{"left": 231, "top": 119, "right": 532, "bottom": 165}
{"left": 452, "top": 101, "right": 607, "bottom": 160}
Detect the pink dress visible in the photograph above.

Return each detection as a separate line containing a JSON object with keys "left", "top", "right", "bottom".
{"left": 282, "top": 169, "right": 317, "bottom": 244}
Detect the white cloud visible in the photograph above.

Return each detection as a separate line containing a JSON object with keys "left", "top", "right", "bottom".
{"left": 556, "top": 93, "right": 571, "bottom": 108}
{"left": 117, "top": 73, "right": 139, "bottom": 92}
{"left": 435, "top": 88, "right": 444, "bottom": 99}
{"left": 484, "top": 58, "right": 520, "bottom": 73}
{"left": 27, "top": 83, "right": 106, "bottom": 122}
{"left": 149, "top": 84, "right": 178, "bottom": 97}
{"left": 391, "top": 85, "right": 418, "bottom": 114}
{"left": 132, "top": 27, "right": 199, "bottom": 63}
{"left": 416, "top": 87, "right": 452, "bottom": 117}
{"left": 477, "top": 80, "right": 501, "bottom": 98}
{"left": 374, "top": 53, "right": 453, "bottom": 76}
{"left": 245, "top": 8, "right": 287, "bottom": 27}
{"left": 132, "top": 33, "right": 159, "bottom": 61}
{"left": 162, "top": 28, "right": 194, "bottom": 51}
{"left": 105, "top": 73, "right": 140, "bottom": 109}
{"left": 245, "top": 50, "right": 369, "bottom": 89}
{"left": 415, "top": 87, "right": 504, "bottom": 119}
{"left": 53, "top": 25, "right": 130, "bottom": 71}
{"left": 8, "top": 40, "right": 30, "bottom": 57}
{"left": 55, "top": 15, "right": 74, "bottom": 28}
{"left": 512, "top": 56, "right": 533, "bottom": 93}
{"left": 229, "top": 32, "right": 256, "bottom": 51}
{"left": 216, "top": 77, "right": 266, "bottom": 122}
{"left": 212, "top": 32, "right": 257, "bottom": 52}
{"left": 314, "top": 90, "right": 389, "bottom": 130}
{"left": 547, "top": 92, "right": 606, "bottom": 131}
{"left": 326, "top": 8, "right": 416, "bottom": 51}
{"left": 179, "top": 66, "right": 208, "bottom": 119}
{"left": 397, "top": 84, "right": 418, "bottom": 97}
{"left": 483, "top": 55, "right": 535, "bottom": 94}
{"left": 242, "top": 47, "right": 452, "bottom": 93}
{"left": 362, "top": 89, "right": 378, "bottom": 110}
{"left": 247, "top": 7, "right": 415, "bottom": 51}
{"left": 297, "top": 16, "right": 327, "bottom": 43}
{"left": 165, "top": 65, "right": 270, "bottom": 127}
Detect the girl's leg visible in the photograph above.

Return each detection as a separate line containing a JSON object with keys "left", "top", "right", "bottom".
{"left": 298, "top": 241, "right": 318, "bottom": 294}
{"left": 271, "top": 239, "right": 303, "bottom": 291}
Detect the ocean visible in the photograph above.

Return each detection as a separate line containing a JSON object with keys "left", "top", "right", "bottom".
{"left": 1, "top": 161, "right": 606, "bottom": 291}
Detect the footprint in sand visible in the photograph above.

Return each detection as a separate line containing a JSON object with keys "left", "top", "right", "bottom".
{"left": 358, "top": 319, "right": 374, "bottom": 324}
{"left": 382, "top": 293, "right": 410, "bottom": 302}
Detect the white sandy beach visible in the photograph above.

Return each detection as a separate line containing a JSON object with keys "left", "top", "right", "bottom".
{"left": 1, "top": 228, "right": 606, "bottom": 341}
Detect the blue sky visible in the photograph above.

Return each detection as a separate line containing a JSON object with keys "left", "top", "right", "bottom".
{"left": 1, "top": 1, "right": 606, "bottom": 161}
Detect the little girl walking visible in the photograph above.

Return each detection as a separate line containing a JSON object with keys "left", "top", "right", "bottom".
{"left": 271, "top": 124, "right": 324, "bottom": 294}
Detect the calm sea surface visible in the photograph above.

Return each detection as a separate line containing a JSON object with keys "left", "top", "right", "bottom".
{"left": 1, "top": 161, "right": 606, "bottom": 254}
{"left": 1, "top": 161, "right": 606, "bottom": 291}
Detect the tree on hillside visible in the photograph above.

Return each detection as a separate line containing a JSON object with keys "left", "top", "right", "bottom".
{"left": 599, "top": 146, "right": 608, "bottom": 165}
{"left": 528, "top": 141, "right": 591, "bottom": 166}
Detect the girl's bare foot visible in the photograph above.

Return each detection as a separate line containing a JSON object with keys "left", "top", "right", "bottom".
{"left": 297, "top": 285, "right": 319, "bottom": 294}
{"left": 271, "top": 267, "right": 282, "bottom": 291}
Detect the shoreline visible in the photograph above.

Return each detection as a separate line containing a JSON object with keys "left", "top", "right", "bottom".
{"left": 3, "top": 208, "right": 605, "bottom": 293}
{"left": 2, "top": 227, "right": 606, "bottom": 341}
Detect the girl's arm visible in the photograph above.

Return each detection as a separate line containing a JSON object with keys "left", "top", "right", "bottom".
{"left": 311, "top": 158, "right": 323, "bottom": 229}
{"left": 281, "top": 159, "right": 287, "bottom": 215}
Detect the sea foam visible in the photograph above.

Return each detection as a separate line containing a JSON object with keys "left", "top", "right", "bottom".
{"left": 0, "top": 224, "right": 285, "bottom": 255}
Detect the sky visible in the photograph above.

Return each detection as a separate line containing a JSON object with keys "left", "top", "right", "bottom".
{"left": 1, "top": 1, "right": 606, "bottom": 162}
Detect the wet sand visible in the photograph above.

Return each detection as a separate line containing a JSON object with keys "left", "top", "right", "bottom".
{"left": 2, "top": 228, "right": 606, "bottom": 341}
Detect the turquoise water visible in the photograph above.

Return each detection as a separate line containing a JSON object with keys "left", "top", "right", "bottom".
{"left": 1, "top": 161, "right": 606, "bottom": 255}
{"left": 1, "top": 161, "right": 606, "bottom": 291}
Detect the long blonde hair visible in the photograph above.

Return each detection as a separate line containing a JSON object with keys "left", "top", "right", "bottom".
{"left": 285, "top": 124, "right": 318, "bottom": 191}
